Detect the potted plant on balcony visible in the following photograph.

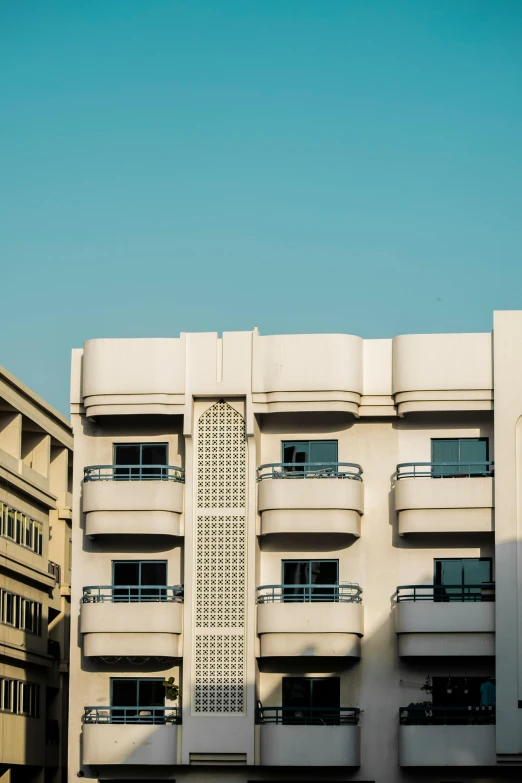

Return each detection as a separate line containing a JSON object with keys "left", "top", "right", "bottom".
{"left": 162, "top": 677, "right": 179, "bottom": 701}
{"left": 404, "top": 701, "right": 433, "bottom": 725}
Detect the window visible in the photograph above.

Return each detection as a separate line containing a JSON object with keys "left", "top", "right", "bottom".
{"left": 434, "top": 558, "right": 492, "bottom": 601}
{"left": 112, "top": 560, "right": 167, "bottom": 601}
{"left": 113, "top": 443, "right": 168, "bottom": 480}
{"left": 0, "top": 678, "right": 39, "bottom": 717}
{"left": 0, "top": 503, "right": 43, "bottom": 555}
{"left": 111, "top": 678, "right": 165, "bottom": 722}
{"left": 431, "top": 439, "right": 489, "bottom": 477}
{"left": 282, "top": 677, "right": 340, "bottom": 724}
{"left": 282, "top": 560, "right": 339, "bottom": 601}
{"left": 0, "top": 590, "right": 42, "bottom": 634}
{"left": 282, "top": 441, "right": 338, "bottom": 472}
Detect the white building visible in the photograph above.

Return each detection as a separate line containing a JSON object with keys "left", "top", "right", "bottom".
{"left": 69, "top": 311, "right": 522, "bottom": 783}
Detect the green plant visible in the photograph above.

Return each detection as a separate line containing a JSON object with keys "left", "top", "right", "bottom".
{"left": 162, "top": 677, "right": 179, "bottom": 701}
{"left": 408, "top": 701, "right": 432, "bottom": 708}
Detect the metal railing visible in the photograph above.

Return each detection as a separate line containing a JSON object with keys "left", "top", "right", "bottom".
{"left": 84, "top": 464, "right": 185, "bottom": 483}
{"left": 257, "top": 462, "right": 363, "bottom": 482}
{"left": 48, "top": 560, "right": 61, "bottom": 583}
{"left": 396, "top": 462, "right": 494, "bottom": 479}
{"left": 83, "top": 706, "right": 181, "bottom": 724}
{"left": 400, "top": 705, "right": 495, "bottom": 725}
{"left": 256, "top": 706, "right": 360, "bottom": 725}
{"left": 257, "top": 583, "right": 362, "bottom": 604}
{"left": 396, "top": 583, "right": 495, "bottom": 603}
{"left": 81, "top": 585, "right": 184, "bottom": 603}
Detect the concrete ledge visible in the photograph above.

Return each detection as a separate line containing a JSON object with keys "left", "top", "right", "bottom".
{"left": 259, "top": 632, "right": 361, "bottom": 658}
{"left": 395, "top": 601, "right": 494, "bottom": 635}
{"left": 398, "top": 632, "right": 494, "bottom": 657}
{"left": 258, "top": 602, "right": 364, "bottom": 636}
{"left": 84, "top": 632, "right": 179, "bottom": 657}
{"left": 399, "top": 724, "right": 495, "bottom": 766}
{"left": 260, "top": 724, "right": 360, "bottom": 766}
{"left": 82, "top": 723, "right": 178, "bottom": 765}
{"left": 81, "top": 601, "right": 183, "bottom": 634}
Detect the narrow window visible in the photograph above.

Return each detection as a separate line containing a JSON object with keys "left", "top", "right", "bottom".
{"left": 431, "top": 438, "right": 489, "bottom": 477}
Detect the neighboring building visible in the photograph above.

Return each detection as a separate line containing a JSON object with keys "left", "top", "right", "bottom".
{"left": 69, "top": 311, "right": 522, "bottom": 783}
{"left": 0, "top": 366, "right": 73, "bottom": 783}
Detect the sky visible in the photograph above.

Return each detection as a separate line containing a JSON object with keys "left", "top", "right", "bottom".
{"left": 1, "top": 0, "right": 522, "bottom": 415}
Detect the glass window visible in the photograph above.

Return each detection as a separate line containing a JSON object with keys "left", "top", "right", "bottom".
{"left": 282, "top": 677, "right": 340, "bottom": 724}
{"left": 113, "top": 561, "right": 167, "bottom": 601}
{"left": 434, "top": 558, "right": 492, "bottom": 601}
{"left": 113, "top": 443, "right": 168, "bottom": 479}
{"left": 111, "top": 678, "right": 164, "bottom": 722}
{"left": 282, "top": 441, "right": 338, "bottom": 473}
{"left": 431, "top": 438, "right": 489, "bottom": 477}
{"left": 282, "top": 560, "right": 339, "bottom": 601}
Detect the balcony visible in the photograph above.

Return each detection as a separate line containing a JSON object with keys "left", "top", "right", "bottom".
{"left": 257, "top": 584, "right": 363, "bottom": 658}
{"left": 257, "top": 463, "right": 364, "bottom": 537}
{"left": 82, "top": 706, "right": 180, "bottom": 765}
{"left": 395, "top": 462, "right": 494, "bottom": 535}
{"left": 395, "top": 584, "right": 495, "bottom": 656}
{"left": 258, "top": 707, "right": 360, "bottom": 766}
{"left": 83, "top": 465, "right": 184, "bottom": 536}
{"left": 80, "top": 585, "right": 183, "bottom": 657}
{"left": 399, "top": 706, "right": 496, "bottom": 766}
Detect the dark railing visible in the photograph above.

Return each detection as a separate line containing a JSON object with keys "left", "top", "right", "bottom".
{"left": 396, "top": 462, "right": 494, "bottom": 479}
{"left": 257, "top": 462, "right": 363, "bottom": 482}
{"left": 396, "top": 583, "right": 495, "bottom": 603}
{"left": 45, "top": 718, "right": 60, "bottom": 744}
{"left": 83, "top": 706, "right": 181, "bottom": 724}
{"left": 48, "top": 561, "right": 61, "bottom": 583}
{"left": 400, "top": 705, "right": 495, "bottom": 725}
{"left": 81, "top": 585, "right": 184, "bottom": 603}
{"left": 47, "top": 639, "right": 60, "bottom": 660}
{"left": 84, "top": 465, "right": 185, "bottom": 483}
{"left": 257, "top": 583, "right": 362, "bottom": 604}
{"left": 256, "top": 706, "right": 360, "bottom": 725}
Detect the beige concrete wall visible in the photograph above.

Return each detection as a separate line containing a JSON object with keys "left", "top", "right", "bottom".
{"left": 82, "top": 723, "right": 178, "bottom": 765}
{"left": 399, "top": 724, "right": 496, "bottom": 766}
{"left": 260, "top": 724, "right": 360, "bottom": 766}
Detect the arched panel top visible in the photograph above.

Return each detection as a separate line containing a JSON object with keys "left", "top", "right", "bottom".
{"left": 197, "top": 401, "right": 246, "bottom": 509}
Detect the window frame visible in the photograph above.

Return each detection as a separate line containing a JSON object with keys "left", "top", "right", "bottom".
{"left": 430, "top": 437, "right": 490, "bottom": 476}
{"left": 281, "top": 440, "right": 339, "bottom": 465}
{"left": 0, "top": 502, "right": 43, "bottom": 556}
{"left": 113, "top": 443, "right": 169, "bottom": 466}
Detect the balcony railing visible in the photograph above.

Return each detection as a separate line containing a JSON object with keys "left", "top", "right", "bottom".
{"left": 400, "top": 705, "right": 495, "bottom": 725}
{"left": 257, "top": 583, "right": 362, "bottom": 604}
{"left": 257, "top": 706, "right": 360, "bottom": 725}
{"left": 83, "top": 706, "right": 181, "bottom": 725}
{"left": 396, "top": 462, "right": 494, "bottom": 479}
{"left": 257, "top": 462, "right": 363, "bottom": 482}
{"left": 48, "top": 560, "right": 61, "bottom": 583}
{"left": 396, "top": 583, "right": 495, "bottom": 603}
{"left": 84, "top": 465, "right": 185, "bottom": 483}
{"left": 81, "top": 585, "right": 184, "bottom": 603}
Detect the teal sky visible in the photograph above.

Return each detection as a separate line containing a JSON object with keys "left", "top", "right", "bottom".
{"left": 1, "top": 1, "right": 521, "bottom": 414}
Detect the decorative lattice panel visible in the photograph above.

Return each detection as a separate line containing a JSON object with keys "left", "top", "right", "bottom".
{"left": 193, "top": 401, "right": 247, "bottom": 714}
{"left": 196, "top": 517, "right": 245, "bottom": 628}
{"left": 197, "top": 401, "right": 246, "bottom": 508}
{"left": 194, "top": 634, "right": 245, "bottom": 713}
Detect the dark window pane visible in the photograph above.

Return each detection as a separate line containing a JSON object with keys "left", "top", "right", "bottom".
{"left": 283, "top": 677, "right": 311, "bottom": 708}
{"left": 311, "top": 561, "right": 338, "bottom": 599}
{"left": 283, "top": 561, "right": 309, "bottom": 600}
{"left": 112, "top": 679, "right": 137, "bottom": 706}
{"left": 282, "top": 442, "right": 309, "bottom": 472}
{"left": 113, "top": 563, "right": 140, "bottom": 600}
{"left": 312, "top": 678, "right": 340, "bottom": 709}
{"left": 138, "top": 680, "right": 164, "bottom": 708}
{"left": 309, "top": 441, "right": 338, "bottom": 464}
{"left": 141, "top": 562, "right": 167, "bottom": 598}
{"left": 114, "top": 445, "right": 140, "bottom": 465}
{"left": 141, "top": 445, "right": 168, "bottom": 466}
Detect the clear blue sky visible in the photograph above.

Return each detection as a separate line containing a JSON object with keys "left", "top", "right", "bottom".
{"left": 1, "top": 1, "right": 521, "bottom": 414}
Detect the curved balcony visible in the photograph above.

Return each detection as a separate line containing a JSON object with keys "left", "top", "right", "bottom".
{"left": 80, "top": 585, "right": 183, "bottom": 658}
{"left": 395, "top": 462, "right": 494, "bottom": 535}
{"left": 257, "top": 463, "right": 364, "bottom": 537}
{"left": 83, "top": 465, "right": 184, "bottom": 536}
{"left": 257, "top": 707, "right": 360, "bottom": 766}
{"left": 82, "top": 705, "right": 180, "bottom": 765}
{"left": 256, "top": 584, "right": 363, "bottom": 658}
{"left": 399, "top": 706, "right": 495, "bottom": 766}
{"left": 395, "top": 584, "right": 495, "bottom": 657}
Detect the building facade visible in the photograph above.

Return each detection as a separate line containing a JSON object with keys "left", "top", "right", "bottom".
{"left": 0, "top": 366, "right": 73, "bottom": 783}
{"left": 69, "top": 312, "right": 522, "bottom": 783}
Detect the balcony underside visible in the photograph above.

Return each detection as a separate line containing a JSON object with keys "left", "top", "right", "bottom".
{"left": 399, "top": 725, "right": 496, "bottom": 766}
{"left": 260, "top": 724, "right": 360, "bottom": 766}
{"left": 259, "top": 632, "right": 361, "bottom": 658}
{"left": 398, "top": 632, "right": 494, "bottom": 657}
{"left": 82, "top": 723, "right": 178, "bottom": 765}
{"left": 84, "top": 632, "right": 180, "bottom": 657}
{"left": 85, "top": 509, "right": 181, "bottom": 536}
